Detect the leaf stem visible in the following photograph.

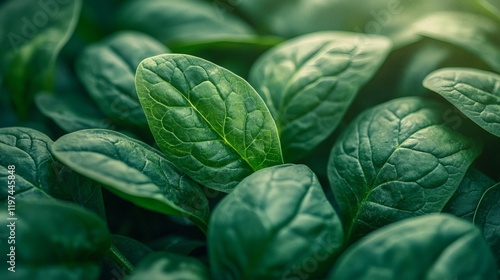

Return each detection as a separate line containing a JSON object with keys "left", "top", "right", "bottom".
{"left": 107, "top": 243, "right": 135, "bottom": 275}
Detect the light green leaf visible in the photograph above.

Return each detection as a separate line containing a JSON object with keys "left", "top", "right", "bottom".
{"left": 329, "top": 214, "right": 497, "bottom": 280}
{"left": 249, "top": 31, "right": 391, "bottom": 161}
{"left": 76, "top": 31, "right": 169, "bottom": 129}
{"left": 413, "top": 11, "right": 500, "bottom": 72}
{"left": 328, "top": 97, "right": 482, "bottom": 242}
{"left": 135, "top": 54, "right": 283, "bottom": 191}
{"left": 0, "top": 0, "right": 81, "bottom": 118}
{"left": 208, "top": 164, "right": 344, "bottom": 280}
{"left": 51, "top": 129, "right": 210, "bottom": 232}
{"left": 424, "top": 68, "right": 500, "bottom": 137}
{"left": 129, "top": 252, "right": 210, "bottom": 280}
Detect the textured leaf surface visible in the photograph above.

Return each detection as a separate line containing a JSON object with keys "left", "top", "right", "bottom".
{"left": 329, "top": 214, "right": 497, "bottom": 280}
{"left": 136, "top": 54, "right": 283, "bottom": 191}
{"left": 129, "top": 253, "right": 209, "bottom": 280}
{"left": 51, "top": 129, "right": 209, "bottom": 231}
{"left": 77, "top": 31, "right": 168, "bottom": 128}
{"left": 328, "top": 97, "right": 481, "bottom": 242}
{"left": 249, "top": 32, "right": 391, "bottom": 161}
{"left": 208, "top": 164, "right": 344, "bottom": 280}
{"left": 424, "top": 68, "right": 500, "bottom": 137}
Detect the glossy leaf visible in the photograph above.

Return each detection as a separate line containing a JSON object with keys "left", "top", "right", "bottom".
{"left": 327, "top": 97, "right": 482, "bottom": 242}
{"left": 129, "top": 252, "right": 209, "bottom": 280}
{"left": 0, "top": 0, "right": 81, "bottom": 118}
{"left": 249, "top": 31, "right": 391, "bottom": 161}
{"left": 329, "top": 214, "right": 497, "bottom": 280}
{"left": 135, "top": 54, "right": 283, "bottom": 191}
{"left": 424, "top": 68, "right": 500, "bottom": 137}
{"left": 208, "top": 164, "right": 344, "bottom": 280}
{"left": 51, "top": 129, "right": 210, "bottom": 231}
{"left": 76, "top": 31, "right": 169, "bottom": 129}
{"left": 0, "top": 200, "right": 111, "bottom": 279}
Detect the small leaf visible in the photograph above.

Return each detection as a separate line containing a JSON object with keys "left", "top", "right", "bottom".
{"left": 328, "top": 97, "right": 482, "bottom": 242}
{"left": 424, "top": 68, "right": 500, "bottom": 137}
{"left": 249, "top": 32, "right": 391, "bottom": 161}
{"left": 129, "top": 252, "right": 210, "bottom": 280}
{"left": 328, "top": 214, "right": 497, "bottom": 280}
{"left": 208, "top": 164, "right": 344, "bottom": 280}
{"left": 76, "top": 31, "right": 169, "bottom": 129}
{"left": 51, "top": 129, "right": 209, "bottom": 232}
{"left": 135, "top": 54, "right": 283, "bottom": 191}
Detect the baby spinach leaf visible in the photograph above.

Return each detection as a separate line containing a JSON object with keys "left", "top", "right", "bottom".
{"left": 249, "top": 32, "right": 391, "bottom": 161}
{"left": 0, "top": 200, "right": 111, "bottom": 280}
{"left": 443, "top": 168, "right": 496, "bottom": 220}
{"left": 51, "top": 129, "right": 210, "bottom": 232}
{"left": 208, "top": 164, "right": 344, "bottom": 280}
{"left": 129, "top": 252, "right": 210, "bottom": 280}
{"left": 135, "top": 54, "right": 283, "bottom": 191}
{"left": 328, "top": 97, "right": 482, "bottom": 242}
{"left": 0, "top": 0, "right": 81, "bottom": 118}
{"left": 115, "top": 0, "right": 253, "bottom": 45}
{"left": 76, "top": 31, "right": 169, "bottom": 129}
{"left": 424, "top": 68, "right": 500, "bottom": 137}
{"left": 413, "top": 11, "right": 500, "bottom": 72}
{"left": 328, "top": 214, "right": 497, "bottom": 280}
{"left": 0, "top": 127, "right": 70, "bottom": 203}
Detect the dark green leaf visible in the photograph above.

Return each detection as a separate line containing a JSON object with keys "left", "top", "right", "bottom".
{"left": 424, "top": 68, "right": 500, "bottom": 137}
{"left": 51, "top": 129, "right": 210, "bottom": 232}
{"left": 328, "top": 214, "right": 497, "bottom": 280}
{"left": 0, "top": 200, "right": 111, "bottom": 280}
{"left": 328, "top": 97, "right": 482, "bottom": 242}
{"left": 128, "top": 252, "right": 209, "bottom": 280}
{"left": 76, "top": 31, "right": 169, "bottom": 129}
{"left": 135, "top": 54, "right": 283, "bottom": 191}
{"left": 112, "top": 235, "right": 152, "bottom": 265}
{"left": 209, "top": 164, "right": 344, "bottom": 280}
{"left": 249, "top": 31, "right": 391, "bottom": 161}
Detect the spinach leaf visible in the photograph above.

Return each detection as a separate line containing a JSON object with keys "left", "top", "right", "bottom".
{"left": 327, "top": 97, "right": 482, "bottom": 242}
{"left": 328, "top": 214, "right": 497, "bottom": 280}
{"left": 424, "top": 68, "right": 500, "bottom": 137}
{"left": 76, "top": 31, "right": 169, "bottom": 129}
{"left": 0, "top": 200, "right": 111, "bottom": 279}
{"left": 115, "top": 0, "right": 253, "bottom": 45}
{"left": 129, "top": 252, "right": 210, "bottom": 280}
{"left": 51, "top": 129, "right": 210, "bottom": 232}
{"left": 0, "top": 127, "right": 70, "bottom": 203}
{"left": 135, "top": 54, "right": 283, "bottom": 191}
{"left": 208, "top": 164, "right": 344, "bottom": 280}
{"left": 249, "top": 31, "right": 391, "bottom": 161}
{"left": 413, "top": 11, "right": 500, "bottom": 72}
{"left": 443, "top": 168, "right": 495, "bottom": 220}
{"left": 0, "top": 0, "right": 81, "bottom": 118}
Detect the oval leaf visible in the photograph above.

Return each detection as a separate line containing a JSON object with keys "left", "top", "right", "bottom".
{"left": 129, "top": 252, "right": 209, "bottom": 280}
{"left": 135, "top": 54, "right": 283, "bottom": 191}
{"left": 249, "top": 32, "right": 391, "bottom": 161}
{"left": 76, "top": 31, "right": 169, "bottom": 129}
{"left": 329, "top": 214, "right": 497, "bottom": 280}
{"left": 51, "top": 129, "right": 209, "bottom": 231}
{"left": 327, "top": 97, "right": 482, "bottom": 242}
{"left": 208, "top": 164, "right": 344, "bottom": 280}
{"left": 424, "top": 68, "right": 500, "bottom": 137}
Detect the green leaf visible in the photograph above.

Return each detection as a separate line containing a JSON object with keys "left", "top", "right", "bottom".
{"left": 129, "top": 252, "right": 210, "bottom": 280}
{"left": 76, "top": 31, "right": 169, "bottom": 129}
{"left": 443, "top": 168, "right": 495, "bottom": 220}
{"left": 473, "top": 182, "right": 500, "bottom": 270}
{"left": 0, "top": 200, "right": 111, "bottom": 280}
{"left": 115, "top": 0, "right": 253, "bottom": 45}
{"left": 135, "top": 54, "right": 283, "bottom": 191}
{"left": 424, "top": 68, "right": 500, "bottom": 137}
{"left": 51, "top": 129, "right": 210, "bottom": 232}
{"left": 328, "top": 214, "right": 497, "bottom": 280}
{"left": 413, "top": 11, "right": 500, "bottom": 72}
{"left": 208, "top": 164, "right": 344, "bottom": 280}
{"left": 0, "top": 0, "right": 81, "bottom": 118}
{"left": 249, "top": 31, "right": 391, "bottom": 161}
{"left": 327, "top": 97, "right": 482, "bottom": 242}
{"left": 0, "top": 127, "right": 70, "bottom": 203}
